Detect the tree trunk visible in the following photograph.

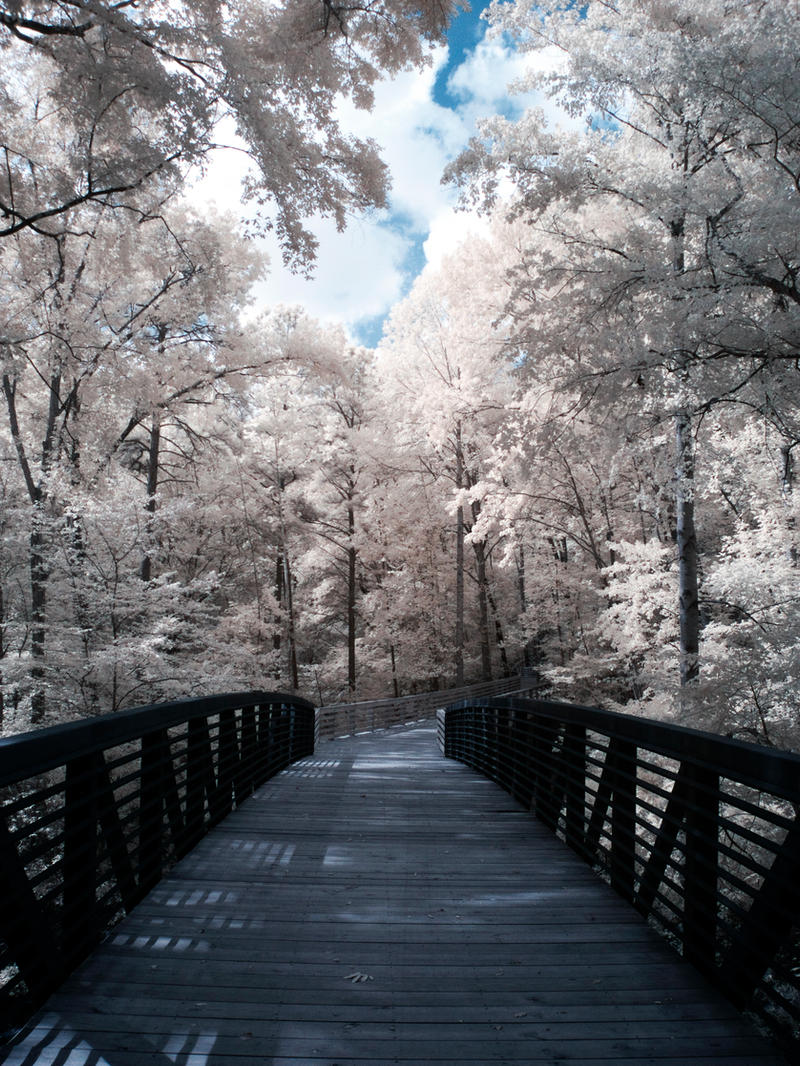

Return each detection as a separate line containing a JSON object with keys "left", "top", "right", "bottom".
{"left": 675, "top": 404, "right": 700, "bottom": 687}
{"left": 486, "top": 584, "right": 509, "bottom": 676}
{"left": 29, "top": 509, "right": 48, "bottom": 723}
{"left": 781, "top": 443, "right": 797, "bottom": 564}
{"left": 455, "top": 421, "right": 465, "bottom": 685}
{"left": 273, "top": 552, "right": 284, "bottom": 679}
{"left": 516, "top": 542, "right": 532, "bottom": 670}
{"left": 283, "top": 552, "right": 299, "bottom": 691}
{"left": 347, "top": 503, "right": 356, "bottom": 696}
{"left": 671, "top": 211, "right": 701, "bottom": 693}
{"left": 390, "top": 642, "right": 399, "bottom": 698}
{"left": 3, "top": 372, "right": 57, "bottom": 724}
{"left": 139, "top": 411, "right": 161, "bottom": 583}
{"left": 0, "top": 584, "right": 5, "bottom": 729}
{"left": 472, "top": 538, "right": 492, "bottom": 680}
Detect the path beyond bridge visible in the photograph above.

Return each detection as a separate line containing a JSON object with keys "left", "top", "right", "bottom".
{"left": 2, "top": 724, "right": 785, "bottom": 1065}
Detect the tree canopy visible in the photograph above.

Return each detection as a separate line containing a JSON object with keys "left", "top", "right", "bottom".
{"left": 1, "top": 0, "right": 459, "bottom": 264}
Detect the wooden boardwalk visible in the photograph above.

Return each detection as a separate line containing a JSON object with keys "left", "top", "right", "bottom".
{"left": 2, "top": 724, "right": 786, "bottom": 1066}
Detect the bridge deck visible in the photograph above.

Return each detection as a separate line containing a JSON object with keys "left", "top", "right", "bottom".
{"left": 2, "top": 724, "right": 785, "bottom": 1066}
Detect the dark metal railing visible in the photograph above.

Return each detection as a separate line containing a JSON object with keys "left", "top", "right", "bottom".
{"left": 317, "top": 675, "right": 539, "bottom": 742}
{"left": 0, "top": 690, "right": 315, "bottom": 1033}
{"left": 443, "top": 696, "right": 800, "bottom": 1056}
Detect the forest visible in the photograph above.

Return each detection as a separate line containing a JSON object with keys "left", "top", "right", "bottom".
{"left": 0, "top": 0, "right": 798, "bottom": 748}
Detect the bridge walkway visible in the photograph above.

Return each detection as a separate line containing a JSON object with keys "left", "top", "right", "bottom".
{"left": 2, "top": 724, "right": 785, "bottom": 1065}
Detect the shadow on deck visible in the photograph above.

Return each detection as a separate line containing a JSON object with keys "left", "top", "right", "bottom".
{"left": 1, "top": 724, "right": 786, "bottom": 1066}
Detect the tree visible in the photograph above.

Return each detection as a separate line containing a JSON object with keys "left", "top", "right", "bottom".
{"left": 0, "top": 196, "right": 269, "bottom": 723}
{"left": 447, "top": 0, "right": 800, "bottom": 706}
{"left": 376, "top": 236, "right": 520, "bottom": 683}
{"left": 0, "top": 0, "right": 460, "bottom": 266}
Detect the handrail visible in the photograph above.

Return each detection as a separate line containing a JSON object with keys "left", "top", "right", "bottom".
{"left": 316, "top": 675, "right": 539, "bottom": 742}
{"left": 442, "top": 695, "right": 800, "bottom": 1058}
{"left": 0, "top": 690, "right": 315, "bottom": 1035}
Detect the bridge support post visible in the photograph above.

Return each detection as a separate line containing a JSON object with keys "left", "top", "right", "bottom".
{"left": 683, "top": 764, "right": 719, "bottom": 974}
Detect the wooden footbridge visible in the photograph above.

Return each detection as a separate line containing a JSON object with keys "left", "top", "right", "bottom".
{"left": 1, "top": 682, "right": 798, "bottom": 1064}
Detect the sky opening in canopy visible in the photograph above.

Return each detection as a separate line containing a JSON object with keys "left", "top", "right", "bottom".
{"left": 194, "top": 0, "right": 567, "bottom": 347}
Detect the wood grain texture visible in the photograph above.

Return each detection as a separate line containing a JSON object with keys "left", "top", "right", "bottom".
{"left": 1, "top": 725, "right": 786, "bottom": 1065}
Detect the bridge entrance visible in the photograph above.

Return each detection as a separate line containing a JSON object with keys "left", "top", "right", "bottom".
{"left": 2, "top": 724, "right": 784, "bottom": 1065}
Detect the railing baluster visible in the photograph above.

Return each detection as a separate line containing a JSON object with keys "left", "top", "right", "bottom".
{"left": 682, "top": 762, "right": 719, "bottom": 973}
{"left": 140, "top": 729, "right": 168, "bottom": 894}
{"left": 93, "top": 751, "right": 138, "bottom": 912}
{"left": 531, "top": 714, "right": 556, "bottom": 828}
{"left": 721, "top": 821, "right": 800, "bottom": 1008}
{"left": 563, "top": 723, "right": 586, "bottom": 856}
{"left": 63, "top": 754, "right": 99, "bottom": 963}
{"left": 610, "top": 739, "right": 637, "bottom": 903}
{"left": 218, "top": 709, "right": 239, "bottom": 815}
{"left": 584, "top": 739, "right": 614, "bottom": 858}
{"left": 0, "top": 815, "right": 58, "bottom": 1000}
{"left": 634, "top": 768, "right": 690, "bottom": 915}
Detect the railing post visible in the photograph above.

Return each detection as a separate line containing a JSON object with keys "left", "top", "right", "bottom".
{"left": 217, "top": 708, "right": 239, "bottom": 814}
{"left": 186, "top": 718, "right": 215, "bottom": 845}
{"left": 63, "top": 754, "right": 99, "bottom": 963}
{"left": 0, "top": 814, "right": 60, "bottom": 1001}
{"left": 721, "top": 821, "right": 800, "bottom": 1008}
{"left": 682, "top": 762, "right": 719, "bottom": 973}
{"left": 610, "top": 739, "right": 637, "bottom": 903}
{"left": 509, "top": 709, "right": 533, "bottom": 808}
{"left": 140, "top": 729, "right": 167, "bottom": 893}
{"left": 532, "top": 716, "right": 559, "bottom": 831}
{"left": 93, "top": 751, "right": 138, "bottom": 912}
{"left": 240, "top": 704, "right": 258, "bottom": 794}
{"left": 529, "top": 713, "right": 545, "bottom": 820}
{"left": 563, "top": 723, "right": 586, "bottom": 856}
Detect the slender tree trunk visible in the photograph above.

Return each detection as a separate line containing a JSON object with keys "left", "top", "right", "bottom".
{"left": 781, "top": 443, "right": 797, "bottom": 564}
{"left": 347, "top": 503, "right": 356, "bottom": 696}
{"left": 516, "top": 542, "right": 532, "bottom": 670}
{"left": 472, "top": 538, "right": 492, "bottom": 680}
{"left": 455, "top": 421, "right": 465, "bottom": 685}
{"left": 273, "top": 552, "right": 284, "bottom": 679}
{"left": 486, "top": 584, "right": 509, "bottom": 676}
{"left": 29, "top": 508, "right": 48, "bottom": 723}
{"left": 3, "top": 372, "right": 58, "bottom": 724}
{"left": 283, "top": 552, "right": 299, "bottom": 690}
{"left": 675, "top": 401, "right": 700, "bottom": 687}
{"left": 390, "top": 643, "right": 399, "bottom": 698}
{"left": 139, "top": 411, "right": 161, "bottom": 583}
{"left": 0, "top": 584, "right": 4, "bottom": 730}
{"left": 671, "top": 211, "right": 701, "bottom": 693}
{"left": 274, "top": 551, "right": 284, "bottom": 645}
{"left": 273, "top": 453, "right": 299, "bottom": 690}
{"left": 64, "top": 396, "right": 101, "bottom": 712}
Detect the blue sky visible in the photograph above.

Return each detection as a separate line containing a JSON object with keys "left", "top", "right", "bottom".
{"left": 434, "top": 1, "right": 494, "bottom": 109}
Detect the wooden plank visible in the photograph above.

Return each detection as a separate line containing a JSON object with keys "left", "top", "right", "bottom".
{"left": 2, "top": 725, "right": 787, "bottom": 1065}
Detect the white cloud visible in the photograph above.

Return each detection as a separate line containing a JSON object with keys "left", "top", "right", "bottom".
{"left": 250, "top": 215, "right": 409, "bottom": 330}
{"left": 335, "top": 49, "right": 464, "bottom": 231}
{"left": 449, "top": 38, "right": 533, "bottom": 111}
{"left": 422, "top": 209, "right": 490, "bottom": 273}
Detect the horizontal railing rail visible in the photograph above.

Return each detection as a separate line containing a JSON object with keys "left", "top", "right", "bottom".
{"left": 443, "top": 696, "right": 800, "bottom": 1058}
{"left": 0, "top": 690, "right": 315, "bottom": 1035}
{"left": 316, "top": 675, "right": 539, "bottom": 742}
